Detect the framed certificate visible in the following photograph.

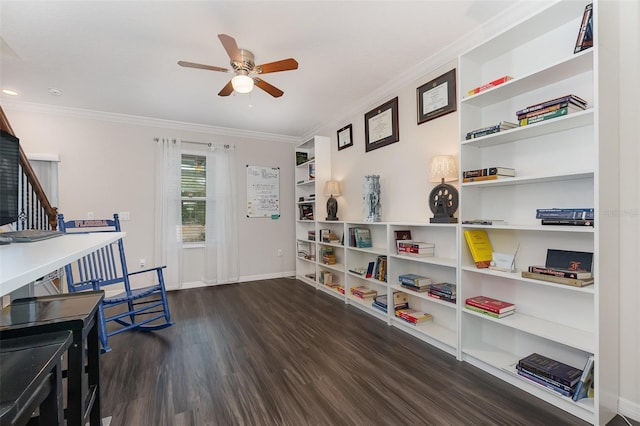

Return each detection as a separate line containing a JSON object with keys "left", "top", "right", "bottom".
{"left": 365, "top": 97, "right": 399, "bottom": 152}
{"left": 417, "top": 69, "right": 456, "bottom": 125}
{"left": 337, "top": 124, "right": 353, "bottom": 151}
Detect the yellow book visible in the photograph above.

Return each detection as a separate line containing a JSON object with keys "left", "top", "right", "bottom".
{"left": 464, "top": 230, "right": 493, "bottom": 268}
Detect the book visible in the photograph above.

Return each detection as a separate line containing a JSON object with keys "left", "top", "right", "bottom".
{"left": 516, "top": 364, "right": 574, "bottom": 393}
{"left": 308, "top": 162, "right": 315, "bottom": 180}
{"left": 516, "top": 368, "right": 572, "bottom": 397}
{"left": 401, "top": 284, "right": 429, "bottom": 293}
{"left": 398, "top": 273, "right": 432, "bottom": 287}
{"left": 517, "top": 101, "right": 582, "bottom": 120}
{"left": 535, "top": 208, "right": 594, "bottom": 220}
{"left": 572, "top": 355, "right": 595, "bottom": 401}
{"left": 428, "top": 282, "right": 456, "bottom": 295}
{"left": 365, "top": 261, "right": 375, "bottom": 278}
{"left": 394, "top": 230, "right": 412, "bottom": 253}
{"left": 465, "top": 295, "right": 515, "bottom": 314}
{"left": 461, "top": 219, "right": 507, "bottom": 225}
{"left": 397, "top": 241, "right": 435, "bottom": 256}
{"left": 395, "top": 308, "right": 433, "bottom": 324}
{"left": 541, "top": 219, "right": 593, "bottom": 227}
{"left": 463, "top": 229, "right": 493, "bottom": 268}
{"left": 350, "top": 286, "right": 377, "bottom": 299}
{"left": 465, "top": 122, "right": 517, "bottom": 140}
{"left": 462, "top": 167, "right": 515, "bottom": 178}
{"left": 518, "top": 353, "right": 582, "bottom": 388}
{"left": 527, "top": 265, "right": 592, "bottom": 280}
{"left": 467, "top": 75, "right": 513, "bottom": 96}
{"left": 464, "top": 303, "right": 514, "bottom": 319}
{"left": 462, "top": 175, "right": 514, "bottom": 183}
{"left": 545, "top": 249, "right": 593, "bottom": 273}
{"left": 516, "top": 94, "right": 588, "bottom": 116}
{"left": 354, "top": 228, "right": 372, "bottom": 248}
{"left": 521, "top": 271, "right": 594, "bottom": 288}
{"left": 574, "top": 3, "right": 594, "bottom": 54}
{"left": 518, "top": 105, "right": 582, "bottom": 126}
{"left": 427, "top": 291, "right": 456, "bottom": 303}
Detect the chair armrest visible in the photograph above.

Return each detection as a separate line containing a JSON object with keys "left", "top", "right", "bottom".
{"left": 128, "top": 265, "right": 166, "bottom": 277}
{"left": 70, "top": 279, "right": 103, "bottom": 292}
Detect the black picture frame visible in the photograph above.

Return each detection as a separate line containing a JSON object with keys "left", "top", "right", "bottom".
{"left": 337, "top": 124, "right": 353, "bottom": 151}
{"left": 417, "top": 69, "right": 456, "bottom": 125}
{"left": 365, "top": 97, "right": 399, "bottom": 152}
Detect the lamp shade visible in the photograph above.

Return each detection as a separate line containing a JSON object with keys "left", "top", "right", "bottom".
{"left": 324, "top": 180, "right": 341, "bottom": 197}
{"left": 429, "top": 155, "right": 458, "bottom": 183}
{"left": 231, "top": 74, "right": 254, "bottom": 94}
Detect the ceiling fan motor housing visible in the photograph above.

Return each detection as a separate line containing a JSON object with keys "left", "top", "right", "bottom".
{"left": 232, "top": 49, "right": 256, "bottom": 75}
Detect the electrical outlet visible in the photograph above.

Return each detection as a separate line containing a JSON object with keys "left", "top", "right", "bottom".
{"left": 119, "top": 211, "right": 130, "bottom": 221}
{"left": 139, "top": 259, "right": 146, "bottom": 268}
{"left": 277, "top": 249, "right": 283, "bottom": 257}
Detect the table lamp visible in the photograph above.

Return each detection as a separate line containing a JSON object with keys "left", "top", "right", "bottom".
{"left": 324, "top": 180, "right": 341, "bottom": 221}
{"left": 428, "top": 155, "right": 459, "bottom": 223}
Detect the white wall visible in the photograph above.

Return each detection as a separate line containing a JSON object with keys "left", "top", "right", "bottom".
{"left": 316, "top": 60, "right": 459, "bottom": 223}
{"left": 3, "top": 104, "right": 297, "bottom": 285}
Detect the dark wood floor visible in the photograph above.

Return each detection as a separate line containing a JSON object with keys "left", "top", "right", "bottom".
{"left": 100, "top": 278, "right": 636, "bottom": 426}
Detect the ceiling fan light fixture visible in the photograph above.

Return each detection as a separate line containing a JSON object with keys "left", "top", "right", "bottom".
{"left": 231, "top": 74, "right": 254, "bottom": 94}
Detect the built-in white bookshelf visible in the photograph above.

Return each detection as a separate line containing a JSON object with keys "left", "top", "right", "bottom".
{"left": 458, "top": 1, "right": 618, "bottom": 424}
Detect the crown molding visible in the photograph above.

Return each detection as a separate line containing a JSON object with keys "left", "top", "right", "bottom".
{"left": 1, "top": 99, "right": 300, "bottom": 144}
{"left": 301, "top": 0, "right": 553, "bottom": 141}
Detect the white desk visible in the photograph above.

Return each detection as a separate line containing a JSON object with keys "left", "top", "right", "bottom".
{"left": 0, "top": 232, "right": 125, "bottom": 297}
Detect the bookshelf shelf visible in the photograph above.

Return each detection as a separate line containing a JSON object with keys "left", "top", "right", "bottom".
{"left": 458, "top": 1, "right": 620, "bottom": 423}
{"left": 461, "top": 110, "right": 594, "bottom": 148}
{"left": 462, "top": 308, "right": 593, "bottom": 352}
{"left": 391, "top": 317, "right": 457, "bottom": 350}
{"left": 389, "top": 284, "right": 456, "bottom": 309}
{"left": 389, "top": 254, "right": 456, "bottom": 268}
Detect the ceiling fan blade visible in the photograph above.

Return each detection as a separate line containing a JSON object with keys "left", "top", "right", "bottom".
{"left": 178, "top": 61, "right": 229, "bottom": 73}
{"left": 218, "top": 34, "right": 242, "bottom": 62}
{"left": 218, "top": 80, "right": 234, "bottom": 97}
{"left": 254, "top": 78, "right": 284, "bottom": 98}
{"left": 256, "top": 58, "right": 299, "bottom": 74}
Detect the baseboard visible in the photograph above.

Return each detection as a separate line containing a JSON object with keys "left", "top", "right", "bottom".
{"left": 177, "top": 271, "right": 296, "bottom": 290}
{"left": 619, "top": 396, "right": 640, "bottom": 423}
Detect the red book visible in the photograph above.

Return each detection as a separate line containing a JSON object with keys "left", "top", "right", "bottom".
{"left": 467, "top": 76, "right": 513, "bottom": 96}
{"left": 465, "top": 296, "right": 515, "bottom": 314}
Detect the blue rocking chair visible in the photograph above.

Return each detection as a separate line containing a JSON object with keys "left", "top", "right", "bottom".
{"left": 57, "top": 213, "right": 174, "bottom": 353}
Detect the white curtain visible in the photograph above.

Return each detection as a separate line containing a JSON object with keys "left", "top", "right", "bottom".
{"left": 154, "top": 138, "right": 183, "bottom": 290}
{"left": 204, "top": 144, "right": 239, "bottom": 284}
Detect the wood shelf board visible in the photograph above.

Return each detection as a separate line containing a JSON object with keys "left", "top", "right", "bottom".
{"left": 348, "top": 246, "right": 388, "bottom": 255}
{"left": 462, "top": 309, "right": 594, "bottom": 352}
{"left": 460, "top": 266, "right": 595, "bottom": 294}
{"left": 461, "top": 50, "right": 593, "bottom": 107}
{"left": 460, "top": 110, "right": 594, "bottom": 148}
{"left": 295, "top": 159, "right": 315, "bottom": 168}
{"left": 318, "top": 262, "right": 345, "bottom": 273}
{"left": 296, "top": 180, "right": 315, "bottom": 186}
{"left": 317, "top": 285, "right": 345, "bottom": 300}
{"left": 461, "top": 171, "right": 593, "bottom": 188}
{"left": 459, "top": 224, "right": 594, "bottom": 234}
{"left": 391, "top": 317, "right": 457, "bottom": 348}
{"left": 390, "top": 254, "right": 456, "bottom": 268}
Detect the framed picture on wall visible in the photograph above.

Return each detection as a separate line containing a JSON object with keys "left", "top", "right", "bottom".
{"left": 337, "top": 124, "right": 353, "bottom": 151}
{"left": 417, "top": 69, "right": 456, "bottom": 125}
{"left": 365, "top": 97, "right": 399, "bottom": 152}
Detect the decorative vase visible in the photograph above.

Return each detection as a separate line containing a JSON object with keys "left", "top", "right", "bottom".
{"left": 363, "top": 175, "right": 381, "bottom": 222}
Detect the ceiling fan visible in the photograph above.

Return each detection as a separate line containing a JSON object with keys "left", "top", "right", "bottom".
{"left": 178, "top": 34, "right": 298, "bottom": 98}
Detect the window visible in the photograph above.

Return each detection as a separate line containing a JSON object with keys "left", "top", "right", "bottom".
{"left": 181, "top": 154, "right": 206, "bottom": 243}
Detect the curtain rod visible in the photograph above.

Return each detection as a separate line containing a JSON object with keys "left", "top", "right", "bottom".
{"left": 153, "top": 138, "right": 234, "bottom": 149}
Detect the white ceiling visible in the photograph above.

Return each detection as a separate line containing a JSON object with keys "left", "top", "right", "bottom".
{"left": 1, "top": 1, "right": 525, "bottom": 139}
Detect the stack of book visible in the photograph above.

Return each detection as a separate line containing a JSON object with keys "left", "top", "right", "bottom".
{"left": 373, "top": 255, "right": 387, "bottom": 282}
{"left": 536, "top": 208, "right": 594, "bottom": 227}
{"left": 307, "top": 230, "right": 316, "bottom": 241}
{"left": 371, "top": 292, "right": 408, "bottom": 314}
{"left": 397, "top": 241, "right": 435, "bottom": 257}
{"left": 465, "top": 295, "right": 515, "bottom": 318}
{"left": 320, "top": 246, "right": 336, "bottom": 265}
{"left": 350, "top": 286, "right": 377, "bottom": 300}
{"left": 428, "top": 282, "right": 456, "bottom": 303}
{"left": 517, "top": 94, "right": 587, "bottom": 126}
{"left": 395, "top": 308, "right": 433, "bottom": 325}
{"left": 462, "top": 167, "right": 515, "bottom": 183}
{"left": 517, "top": 353, "right": 583, "bottom": 398}
{"left": 398, "top": 273, "right": 432, "bottom": 293}
{"left": 522, "top": 248, "right": 594, "bottom": 288}
{"left": 349, "top": 227, "right": 372, "bottom": 248}
{"left": 465, "top": 121, "right": 517, "bottom": 140}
